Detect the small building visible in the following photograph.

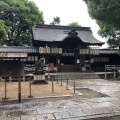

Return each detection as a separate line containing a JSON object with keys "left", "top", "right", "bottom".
{"left": 0, "top": 46, "right": 28, "bottom": 77}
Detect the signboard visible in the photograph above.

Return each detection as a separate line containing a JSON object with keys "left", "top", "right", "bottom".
{"left": 0, "top": 61, "right": 24, "bottom": 77}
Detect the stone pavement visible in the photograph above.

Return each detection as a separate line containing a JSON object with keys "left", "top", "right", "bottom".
{"left": 1, "top": 96, "right": 120, "bottom": 120}
{"left": 1, "top": 78, "right": 120, "bottom": 120}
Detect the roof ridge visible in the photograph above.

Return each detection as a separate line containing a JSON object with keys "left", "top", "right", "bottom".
{"left": 34, "top": 24, "right": 91, "bottom": 31}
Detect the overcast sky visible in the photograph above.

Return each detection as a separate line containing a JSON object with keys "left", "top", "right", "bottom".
{"left": 31, "top": 0, "right": 107, "bottom": 48}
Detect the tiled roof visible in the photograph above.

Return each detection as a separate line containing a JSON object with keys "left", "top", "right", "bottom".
{"left": 0, "top": 46, "right": 38, "bottom": 53}
{"left": 100, "top": 49, "right": 119, "bottom": 54}
{"left": 32, "top": 24, "right": 104, "bottom": 45}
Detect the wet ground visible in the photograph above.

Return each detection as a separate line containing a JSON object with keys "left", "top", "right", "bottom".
{"left": 76, "top": 88, "right": 108, "bottom": 98}
{"left": 1, "top": 78, "right": 120, "bottom": 119}
{"left": 88, "top": 115, "right": 120, "bottom": 120}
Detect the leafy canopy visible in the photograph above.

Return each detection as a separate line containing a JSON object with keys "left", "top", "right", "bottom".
{"left": 83, "top": 0, "right": 120, "bottom": 48}
{"left": 0, "top": 20, "right": 8, "bottom": 45}
{"left": 0, "top": 0, "right": 44, "bottom": 46}
{"left": 68, "top": 22, "right": 81, "bottom": 27}
{"left": 50, "top": 16, "right": 61, "bottom": 25}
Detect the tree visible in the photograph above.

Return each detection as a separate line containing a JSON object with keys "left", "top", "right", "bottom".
{"left": 0, "top": 0, "right": 44, "bottom": 46}
{"left": 50, "top": 16, "right": 61, "bottom": 25}
{"left": 83, "top": 0, "right": 120, "bottom": 48}
{"left": 68, "top": 22, "right": 81, "bottom": 27}
{"left": 0, "top": 20, "right": 8, "bottom": 45}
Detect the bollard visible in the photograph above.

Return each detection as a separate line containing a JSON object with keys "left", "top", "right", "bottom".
{"left": 57, "top": 74, "right": 59, "bottom": 84}
{"left": 74, "top": 78, "right": 75, "bottom": 94}
{"left": 18, "top": 76, "right": 21, "bottom": 102}
{"left": 28, "top": 78, "right": 33, "bottom": 98}
{"left": 52, "top": 77, "right": 54, "bottom": 95}
{"left": 2, "top": 80, "right": 9, "bottom": 100}
{"left": 66, "top": 76, "right": 69, "bottom": 90}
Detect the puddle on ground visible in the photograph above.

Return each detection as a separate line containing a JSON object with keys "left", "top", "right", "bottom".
{"left": 76, "top": 88, "right": 108, "bottom": 98}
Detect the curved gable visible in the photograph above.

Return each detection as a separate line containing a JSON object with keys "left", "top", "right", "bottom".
{"left": 32, "top": 24, "right": 104, "bottom": 46}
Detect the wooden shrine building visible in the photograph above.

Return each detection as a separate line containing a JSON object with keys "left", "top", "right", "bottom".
{"left": 32, "top": 24, "right": 104, "bottom": 72}
{"left": 0, "top": 24, "right": 120, "bottom": 77}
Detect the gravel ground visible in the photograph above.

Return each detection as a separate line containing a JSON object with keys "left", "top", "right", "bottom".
{"left": 0, "top": 81, "right": 72, "bottom": 101}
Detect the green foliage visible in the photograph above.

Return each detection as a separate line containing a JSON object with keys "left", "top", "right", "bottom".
{"left": 0, "top": 20, "right": 8, "bottom": 45}
{"left": 68, "top": 22, "right": 81, "bottom": 27}
{"left": 84, "top": 0, "right": 120, "bottom": 48}
{"left": 0, "top": 0, "right": 44, "bottom": 46}
{"left": 97, "top": 21, "right": 120, "bottom": 48}
{"left": 50, "top": 16, "right": 61, "bottom": 25}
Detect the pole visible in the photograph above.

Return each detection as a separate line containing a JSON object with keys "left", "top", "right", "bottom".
{"left": 105, "top": 65, "right": 107, "bottom": 79}
{"left": 2, "top": 80, "right": 9, "bottom": 100}
{"left": 114, "top": 65, "right": 116, "bottom": 79}
{"left": 61, "top": 74, "right": 63, "bottom": 86}
{"left": 66, "top": 76, "right": 69, "bottom": 90}
{"left": 74, "top": 78, "right": 75, "bottom": 94}
{"left": 28, "top": 78, "right": 33, "bottom": 98}
{"left": 52, "top": 77, "right": 54, "bottom": 95}
{"left": 48, "top": 64, "right": 50, "bottom": 80}
{"left": 18, "top": 76, "right": 21, "bottom": 102}
{"left": 57, "top": 74, "right": 59, "bottom": 84}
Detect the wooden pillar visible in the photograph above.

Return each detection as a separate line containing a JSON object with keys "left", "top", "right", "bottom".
{"left": 57, "top": 55, "right": 61, "bottom": 71}
{"left": 74, "top": 52, "right": 77, "bottom": 71}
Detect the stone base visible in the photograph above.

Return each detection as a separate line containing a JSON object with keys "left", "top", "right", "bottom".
{"left": 32, "top": 74, "right": 48, "bottom": 84}
{"left": 33, "top": 74, "right": 45, "bottom": 80}
{"left": 32, "top": 79, "right": 48, "bottom": 84}
{"left": 33, "top": 71, "right": 45, "bottom": 75}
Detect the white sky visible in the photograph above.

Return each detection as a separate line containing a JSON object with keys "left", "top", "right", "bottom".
{"left": 31, "top": 0, "right": 108, "bottom": 48}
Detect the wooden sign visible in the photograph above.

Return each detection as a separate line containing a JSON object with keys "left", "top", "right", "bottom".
{"left": 0, "top": 61, "right": 24, "bottom": 77}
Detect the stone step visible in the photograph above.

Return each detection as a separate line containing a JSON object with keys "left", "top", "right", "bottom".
{"left": 45, "top": 74, "right": 101, "bottom": 80}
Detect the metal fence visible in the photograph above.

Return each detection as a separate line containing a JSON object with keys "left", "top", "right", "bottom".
{"left": 0, "top": 74, "right": 77, "bottom": 102}
{"left": 1, "top": 71, "right": 118, "bottom": 102}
